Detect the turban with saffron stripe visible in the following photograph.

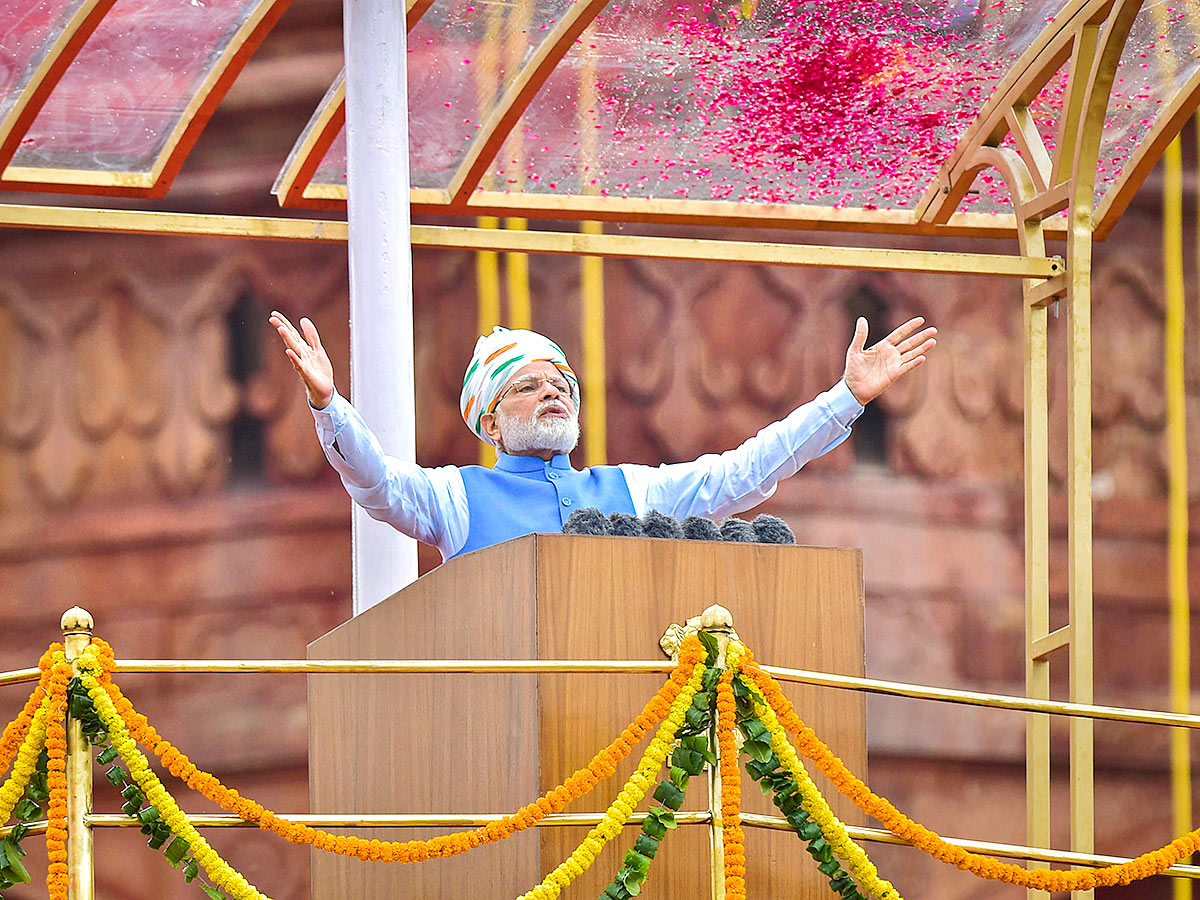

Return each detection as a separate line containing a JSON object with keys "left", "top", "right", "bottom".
{"left": 460, "top": 326, "right": 579, "bottom": 445}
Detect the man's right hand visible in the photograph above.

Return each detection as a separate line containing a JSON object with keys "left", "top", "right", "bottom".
{"left": 270, "top": 311, "right": 335, "bottom": 409}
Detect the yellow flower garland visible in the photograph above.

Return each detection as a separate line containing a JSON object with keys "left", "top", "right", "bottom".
{"left": 0, "top": 685, "right": 53, "bottom": 822}
{"left": 516, "top": 658, "right": 707, "bottom": 900}
{"left": 748, "top": 686, "right": 901, "bottom": 900}
{"left": 78, "top": 666, "right": 271, "bottom": 900}
{"left": 0, "top": 644, "right": 57, "bottom": 778}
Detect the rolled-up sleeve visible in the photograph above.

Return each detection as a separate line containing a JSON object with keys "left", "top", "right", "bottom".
{"left": 311, "top": 393, "right": 468, "bottom": 559}
{"left": 618, "top": 380, "right": 863, "bottom": 520}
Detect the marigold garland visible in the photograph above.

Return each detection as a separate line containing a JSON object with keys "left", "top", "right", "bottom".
{"left": 44, "top": 651, "right": 70, "bottom": 900}
{"left": 516, "top": 658, "right": 707, "bottom": 900}
{"left": 0, "top": 686, "right": 53, "bottom": 823}
{"left": 75, "top": 636, "right": 707, "bottom": 866}
{"left": 746, "top": 679, "right": 901, "bottom": 900}
{"left": 79, "top": 666, "right": 269, "bottom": 900}
{"left": 0, "top": 645, "right": 57, "bottom": 778}
{"left": 14, "top": 627, "right": 1200, "bottom": 900}
{"left": 717, "top": 643, "right": 746, "bottom": 900}
{"left": 739, "top": 657, "right": 1200, "bottom": 892}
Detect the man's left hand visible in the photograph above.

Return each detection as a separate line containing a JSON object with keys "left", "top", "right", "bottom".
{"left": 843, "top": 316, "right": 937, "bottom": 405}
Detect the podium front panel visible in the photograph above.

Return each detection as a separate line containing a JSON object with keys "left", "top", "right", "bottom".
{"left": 308, "top": 534, "right": 865, "bottom": 900}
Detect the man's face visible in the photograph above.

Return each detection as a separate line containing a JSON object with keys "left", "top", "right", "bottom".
{"left": 486, "top": 362, "right": 579, "bottom": 455}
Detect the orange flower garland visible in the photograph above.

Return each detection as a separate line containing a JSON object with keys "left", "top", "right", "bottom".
{"left": 739, "top": 657, "right": 1200, "bottom": 892}
{"left": 44, "top": 651, "right": 71, "bottom": 900}
{"left": 0, "top": 645, "right": 58, "bottom": 776}
{"left": 79, "top": 636, "right": 706, "bottom": 864}
{"left": 716, "top": 647, "right": 746, "bottom": 900}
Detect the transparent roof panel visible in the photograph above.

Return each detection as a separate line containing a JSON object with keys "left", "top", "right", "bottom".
{"left": 296, "top": 0, "right": 1200, "bottom": 223}
{"left": 408, "top": 0, "right": 582, "bottom": 188}
{"left": 1094, "top": 0, "right": 1198, "bottom": 201}
{"left": 311, "top": 126, "right": 346, "bottom": 192}
{"left": 0, "top": 0, "right": 91, "bottom": 135}
{"left": 480, "top": 0, "right": 1073, "bottom": 210}
{"left": 9, "top": 0, "right": 262, "bottom": 177}
{"left": 305, "top": 0, "right": 586, "bottom": 194}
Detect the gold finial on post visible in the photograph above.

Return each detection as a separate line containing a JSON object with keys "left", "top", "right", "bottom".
{"left": 700, "top": 604, "right": 733, "bottom": 632}
{"left": 61, "top": 609, "right": 95, "bottom": 900}
{"left": 659, "top": 605, "right": 739, "bottom": 661}
{"left": 60, "top": 606, "right": 94, "bottom": 636}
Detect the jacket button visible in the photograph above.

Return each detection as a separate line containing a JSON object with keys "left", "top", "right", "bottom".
{"left": 562, "top": 498, "right": 573, "bottom": 506}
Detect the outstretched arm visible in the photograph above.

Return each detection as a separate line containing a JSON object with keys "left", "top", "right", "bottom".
{"left": 843, "top": 316, "right": 937, "bottom": 405}
{"left": 270, "top": 310, "right": 335, "bottom": 409}
{"left": 268, "top": 311, "right": 468, "bottom": 558}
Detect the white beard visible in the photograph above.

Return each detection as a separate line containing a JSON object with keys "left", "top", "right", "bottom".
{"left": 496, "top": 401, "right": 580, "bottom": 454}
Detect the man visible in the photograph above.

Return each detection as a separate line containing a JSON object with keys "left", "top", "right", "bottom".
{"left": 270, "top": 312, "right": 936, "bottom": 561}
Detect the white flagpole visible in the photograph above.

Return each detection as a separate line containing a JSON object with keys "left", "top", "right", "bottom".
{"left": 344, "top": 0, "right": 418, "bottom": 613}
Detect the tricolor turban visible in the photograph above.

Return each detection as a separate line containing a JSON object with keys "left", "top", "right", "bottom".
{"left": 460, "top": 326, "right": 580, "bottom": 445}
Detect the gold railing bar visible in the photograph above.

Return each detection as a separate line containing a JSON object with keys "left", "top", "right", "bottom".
{"left": 759, "top": 663, "right": 1200, "bottom": 728}
{"left": 0, "top": 820, "right": 48, "bottom": 839}
{"left": 110, "top": 659, "right": 676, "bottom": 674}
{"left": 3, "top": 657, "right": 1199, "bottom": 726}
{"left": 85, "top": 811, "right": 712, "bottom": 829}
{"left": 740, "top": 815, "right": 1200, "bottom": 878}
{"left": 1030, "top": 624, "right": 1072, "bottom": 660}
{"left": 0, "top": 666, "right": 39, "bottom": 687}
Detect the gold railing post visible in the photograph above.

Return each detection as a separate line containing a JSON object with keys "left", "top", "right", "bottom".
{"left": 61, "top": 607, "right": 95, "bottom": 900}
{"left": 702, "top": 605, "right": 735, "bottom": 900}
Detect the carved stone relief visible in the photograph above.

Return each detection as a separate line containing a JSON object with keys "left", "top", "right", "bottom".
{"left": 0, "top": 237, "right": 351, "bottom": 511}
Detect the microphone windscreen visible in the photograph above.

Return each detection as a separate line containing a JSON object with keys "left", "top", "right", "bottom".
{"left": 681, "top": 516, "right": 722, "bottom": 541}
{"left": 607, "top": 512, "right": 645, "bottom": 537}
{"left": 641, "top": 510, "right": 685, "bottom": 539}
{"left": 752, "top": 513, "right": 796, "bottom": 544}
{"left": 719, "top": 517, "right": 757, "bottom": 543}
{"left": 562, "top": 507, "right": 610, "bottom": 535}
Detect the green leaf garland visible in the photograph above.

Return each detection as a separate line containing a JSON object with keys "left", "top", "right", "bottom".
{"left": 596, "top": 667, "right": 720, "bottom": 900}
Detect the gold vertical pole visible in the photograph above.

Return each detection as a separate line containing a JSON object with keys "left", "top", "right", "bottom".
{"left": 577, "top": 27, "right": 606, "bottom": 466}
{"left": 1066, "top": 184, "right": 1095, "bottom": 900}
{"left": 474, "top": 1, "right": 505, "bottom": 467}
{"left": 61, "top": 607, "right": 95, "bottom": 900}
{"left": 505, "top": 217, "right": 532, "bottom": 329}
{"left": 477, "top": 216, "right": 502, "bottom": 466}
{"left": 1021, "top": 217, "right": 1052, "bottom": 900}
{"left": 702, "top": 607, "right": 734, "bottom": 900}
{"left": 1164, "top": 133, "right": 1192, "bottom": 900}
{"left": 502, "top": 0, "right": 534, "bottom": 332}
{"left": 580, "top": 221, "right": 606, "bottom": 466}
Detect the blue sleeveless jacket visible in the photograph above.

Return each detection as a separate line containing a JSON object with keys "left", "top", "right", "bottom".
{"left": 453, "top": 453, "right": 635, "bottom": 558}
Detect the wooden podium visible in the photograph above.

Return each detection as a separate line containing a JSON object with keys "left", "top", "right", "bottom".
{"left": 308, "top": 534, "right": 866, "bottom": 900}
